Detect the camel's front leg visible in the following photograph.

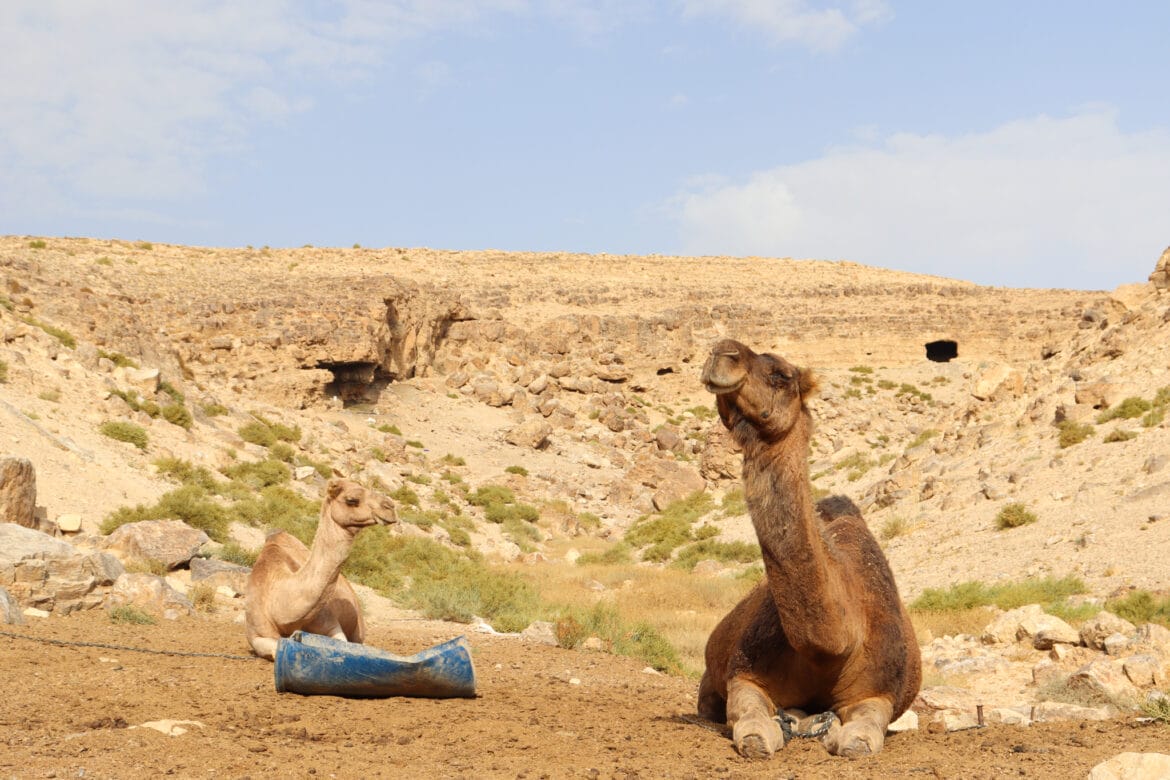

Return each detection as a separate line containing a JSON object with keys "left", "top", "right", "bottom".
{"left": 726, "top": 677, "right": 786, "bottom": 759}
{"left": 821, "top": 697, "right": 893, "bottom": 758}
{"left": 249, "top": 636, "right": 279, "bottom": 661}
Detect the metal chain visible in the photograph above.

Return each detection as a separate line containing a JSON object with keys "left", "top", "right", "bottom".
{"left": 0, "top": 628, "right": 259, "bottom": 661}
{"left": 776, "top": 710, "right": 837, "bottom": 741}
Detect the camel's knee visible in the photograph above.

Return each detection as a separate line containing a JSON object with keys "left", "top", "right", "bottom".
{"left": 697, "top": 673, "right": 726, "bottom": 723}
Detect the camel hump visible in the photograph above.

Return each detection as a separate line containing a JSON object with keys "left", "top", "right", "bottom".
{"left": 815, "top": 494, "right": 862, "bottom": 522}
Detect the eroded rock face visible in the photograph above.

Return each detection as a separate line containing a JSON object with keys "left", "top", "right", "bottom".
{"left": 0, "top": 524, "right": 124, "bottom": 614}
{"left": 1149, "top": 246, "right": 1170, "bottom": 291}
{"left": 0, "top": 457, "right": 37, "bottom": 529}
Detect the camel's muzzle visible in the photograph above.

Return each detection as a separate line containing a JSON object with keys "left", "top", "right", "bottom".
{"left": 701, "top": 349, "right": 746, "bottom": 395}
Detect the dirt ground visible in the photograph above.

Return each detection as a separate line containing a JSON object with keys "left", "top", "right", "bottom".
{"left": 2, "top": 610, "right": 1166, "bottom": 780}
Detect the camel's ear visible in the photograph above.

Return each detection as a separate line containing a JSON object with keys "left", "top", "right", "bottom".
{"left": 799, "top": 368, "right": 820, "bottom": 400}
{"left": 326, "top": 479, "right": 344, "bottom": 501}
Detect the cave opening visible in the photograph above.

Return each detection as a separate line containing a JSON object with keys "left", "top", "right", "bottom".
{"left": 925, "top": 340, "right": 959, "bottom": 363}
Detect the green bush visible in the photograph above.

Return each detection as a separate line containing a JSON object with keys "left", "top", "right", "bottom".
{"left": 1142, "top": 408, "right": 1165, "bottom": 428}
{"left": 109, "top": 606, "right": 155, "bottom": 625}
{"left": 238, "top": 420, "right": 276, "bottom": 447}
{"left": 505, "top": 465, "right": 529, "bottom": 476}
{"left": 153, "top": 457, "right": 221, "bottom": 491}
{"left": 625, "top": 492, "right": 713, "bottom": 562}
{"left": 1103, "top": 429, "right": 1137, "bottom": 443}
{"left": 102, "top": 484, "right": 230, "bottom": 541}
{"left": 221, "top": 459, "right": 290, "bottom": 489}
{"left": 229, "top": 485, "right": 319, "bottom": 541}
{"left": 0, "top": 360, "right": 7, "bottom": 383}
{"left": 1057, "top": 420, "right": 1094, "bottom": 448}
{"left": 99, "top": 421, "right": 148, "bottom": 450}
{"left": 1096, "top": 397, "right": 1152, "bottom": 423}
{"left": 28, "top": 239, "right": 46, "bottom": 249}
{"left": 161, "top": 403, "right": 192, "bottom": 429}
{"left": 672, "top": 539, "right": 761, "bottom": 570}
{"left": 576, "top": 543, "right": 633, "bottom": 566}
{"left": 995, "top": 502, "right": 1038, "bottom": 530}
{"left": 551, "top": 603, "right": 681, "bottom": 674}
{"left": 1106, "top": 590, "right": 1170, "bottom": 627}
{"left": 911, "top": 575, "right": 1089, "bottom": 617}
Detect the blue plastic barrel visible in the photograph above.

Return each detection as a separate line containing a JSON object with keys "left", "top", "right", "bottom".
{"left": 274, "top": 631, "right": 477, "bottom": 699}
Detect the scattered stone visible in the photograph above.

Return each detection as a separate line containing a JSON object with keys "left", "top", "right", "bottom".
{"left": 1030, "top": 701, "right": 1115, "bottom": 722}
{"left": 55, "top": 514, "right": 83, "bottom": 533}
{"left": 131, "top": 720, "right": 205, "bottom": 737}
{"left": 927, "top": 709, "right": 979, "bottom": 733}
{"left": 520, "top": 621, "right": 558, "bottom": 646}
{"left": 1088, "top": 752, "right": 1170, "bottom": 780}
{"left": 0, "top": 586, "right": 25, "bottom": 625}
{"left": 189, "top": 557, "right": 250, "bottom": 594}
{"left": 505, "top": 418, "right": 552, "bottom": 450}
{"left": 986, "top": 707, "right": 1031, "bottom": 727}
{"left": 22, "top": 606, "right": 51, "bottom": 619}
{"left": 886, "top": 709, "right": 918, "bottom": 733}
{"left": 0, "top": 524, "right": 124, "bottom": 613}
{"left": 1068, "top": 658, "right": 1141, "bottom": 703}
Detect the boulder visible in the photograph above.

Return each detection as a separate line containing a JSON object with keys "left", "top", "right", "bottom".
{"left": 0, "top": 456, "right": 37, "bottom": 528}
{"left": 1080, "top": 612, "right": 1136, "bottom": 651}
{"left": 102, "top": 520, "right": 211, "bottom": 570}
{"left": 1089, "top": 752, "right": 1170, "bottom": 780}
{"left": 189, "top": 557, "right": 250, "bottom": 595}
{"left": 505, "top": 418, "right": 552, "bottom": 450}
{"left": 106, "top": 573, "right": 193, "bottom": 620}
{"left": 1069, "top": 659, "right": 1141, "bottom": 703}
{"left": 1030, "top": 701, "right": 1115, "bottom": 722}
{"left": 1148, "top": 245, "right": 1170, "bottom": 291}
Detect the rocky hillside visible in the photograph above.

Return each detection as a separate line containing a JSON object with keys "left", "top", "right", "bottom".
{"left": 1, "top": 235, "right": 1167, "bottom": 606}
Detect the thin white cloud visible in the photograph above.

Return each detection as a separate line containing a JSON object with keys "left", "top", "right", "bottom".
{"left": 680, "top": 0, "right": 890, "bottom": 51}
{"left": 670, "top": 109, "right": 1170, "bottom": 288}
{"left": 0, "top": 0, "right": 534, "bottom": 215}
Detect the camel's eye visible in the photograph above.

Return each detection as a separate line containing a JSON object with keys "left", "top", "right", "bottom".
{"left": 345, "top": 497, "right": 361, "bottom": 507}
{"left": 770, "top": 368, "right": 791, "bottom": 383}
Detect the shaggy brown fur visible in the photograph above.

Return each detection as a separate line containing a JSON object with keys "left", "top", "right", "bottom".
{"left": 244, "top": 479, "right": 397, "bottom": 661}
{"left": 697, "top": 339, "right": 921, "bottom": 759}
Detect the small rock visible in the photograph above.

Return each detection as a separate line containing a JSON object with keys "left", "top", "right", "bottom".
{"left": 887, "top": 710, "right": 918, "bottom": 733}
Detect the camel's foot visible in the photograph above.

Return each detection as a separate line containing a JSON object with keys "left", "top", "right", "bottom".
{"left": 250, "top": 636, "right": 278, "bottom": 661}
{"left": 732, "top": 715, "right": 786, "bottom": 759}
{"left": 823, "top": 718, "right": 885, "bottom": 758}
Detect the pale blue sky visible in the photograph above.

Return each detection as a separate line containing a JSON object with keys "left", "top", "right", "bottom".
{"left": 3, "top": 2, "right": 1168, "bottom": 290}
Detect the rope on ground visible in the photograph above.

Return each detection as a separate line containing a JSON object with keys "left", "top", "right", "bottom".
{"left": 0, "top": 628, "right": 259, "bottom": 661}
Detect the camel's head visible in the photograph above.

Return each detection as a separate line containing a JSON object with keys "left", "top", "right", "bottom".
{"left": 701, "top": 339, "right": 819, "bottom": 443}
{"left": 323, "top": 478, "right": 398, "bottom": 534}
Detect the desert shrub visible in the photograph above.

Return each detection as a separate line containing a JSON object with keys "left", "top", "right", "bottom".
{"left": 440, "top": 453, "right": 466, "bottom": 466}
{"left": 849, "top": 365, "right": 874, "bottom": 375}
{"left": 995, "top": 502, "right": 1038, "bottom": 530}
{"left": 1057, "top": 420, "right": 1094, "bottom": 448}
{"left": 576, "top": 543, "right": 633, "bottom": 566}
{"left": 98, "top": 350, "right": 137, "bottom": 368}
{"left": 344, "top": 534, "right": 539, "bottom": 632}
{"left": 238, "top": 420, "right": 276, "bottom": 447}
{"left": 896, "top": 383, "right": 932, "bottom": 403}
{"left": 200, "top": 402, "right": 229, "bottom": 417}
{"left": 389, "top": 485, "right": 420, "bottom": 507}
{"left": 405, "top": 473, "right": 431, "bottom": 485}
{"left": 161, "top": 402, "right": 192, "bottom": 429}
{"left": 99, "top": 421, "right": 148, "bottom": 450}
{"left": 672, "top": 539, "right": 761, "bottom": 570}
{"left": 911, "top": 575, "right": 1088, "bottom": 616}
{"left": 159, "top": 380, "right": 184, "bottom": 403}
{"left": 484, "top": 502, "right": 539, "bottom": 524}
{"left": 551, "top": 603, "right": 681, "bottom": 674}
{"left": 1140, "top": 693, "right": 1170, "bottom": 725}
{"left": 152, "top": 457, "right": 221, "bottom": 492}
{"left": 109, "top": 606, "right": 156, "bottom": 625}
{"left": 268, "top": 442, "right": 296, "bottom": 463}
{"left": 378, "top": 423, "right": 402, "bottom": 435}
{"left": 836, "top": 452, "right": 875, "bottom": 481}
{"left": 880, "top": 515, "right": 911, "bottom": 541}
{"left": 134, "top": 241, "right": 153, "bottom": 250}
{"left": 1106, "top": 590, "right": 1170, "bottom": 627}
{"left": 719, "top": 487, "right": 746, "bottom": 517}
{"left": 1142, "top": 408, "right": 1165, "bottom": 428}
{"left": 215, "top": 542, "right": 258, "bottom": 567}
{"left": 0, "top": 360, "right": 7, "bottom": 383}
{"left": 296, "top": 455, "right": 333, "bottom": 478}
{"left": 221, "top": 458, "right": 289, "bottom": 489}
{"left": 1103, "top": 429, "right": 1137, "bottom": 443}
{"left": 101, "top": 484, "right": 231, "bottom": 541}
{"left": 907, "top": 429, "right": 939, "bottom": 450}
{"left": 625, "top": 492, "right": 714, "bottom": 562}
{"left": 28, "top": 239, "right": 46, "bottom": 249}
{"left": 1096, "top": 397, "right": 1152, "bottom": 424}
{"left": 505, "top": 464, "right": 529, "bottom": 476}
{"left": 576, "top": 511, "right": 602, "bottom": 531}
{"left": 190, "top": 583, "right": 217, "bottom": 612}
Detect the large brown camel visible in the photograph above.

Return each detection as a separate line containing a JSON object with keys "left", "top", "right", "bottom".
{"left": 245, "top": 478, "right": 397, "bottom": 661}
{"left": 697, "top": 339, "right": 921, "bottom": 759}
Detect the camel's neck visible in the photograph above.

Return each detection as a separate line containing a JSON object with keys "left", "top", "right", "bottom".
{"left": 283, "top": 511, "right": 356, "bottom": 622}
{"left": 742, "top": 416, "right": 854, "bottom": 657}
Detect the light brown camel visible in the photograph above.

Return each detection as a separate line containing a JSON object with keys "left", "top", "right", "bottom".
{"left": 245, "top": 478, "right": 397, "bottom": 661}
{"left": 697, "top": 339, "right": 921, "bottom": 759}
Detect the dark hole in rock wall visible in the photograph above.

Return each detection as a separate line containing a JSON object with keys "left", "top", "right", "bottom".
{"left": 319, "top": 361, "right": 392, "bottom": 406}
{"left": 925, "top": 340, "right": 959, "bottom": 363}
